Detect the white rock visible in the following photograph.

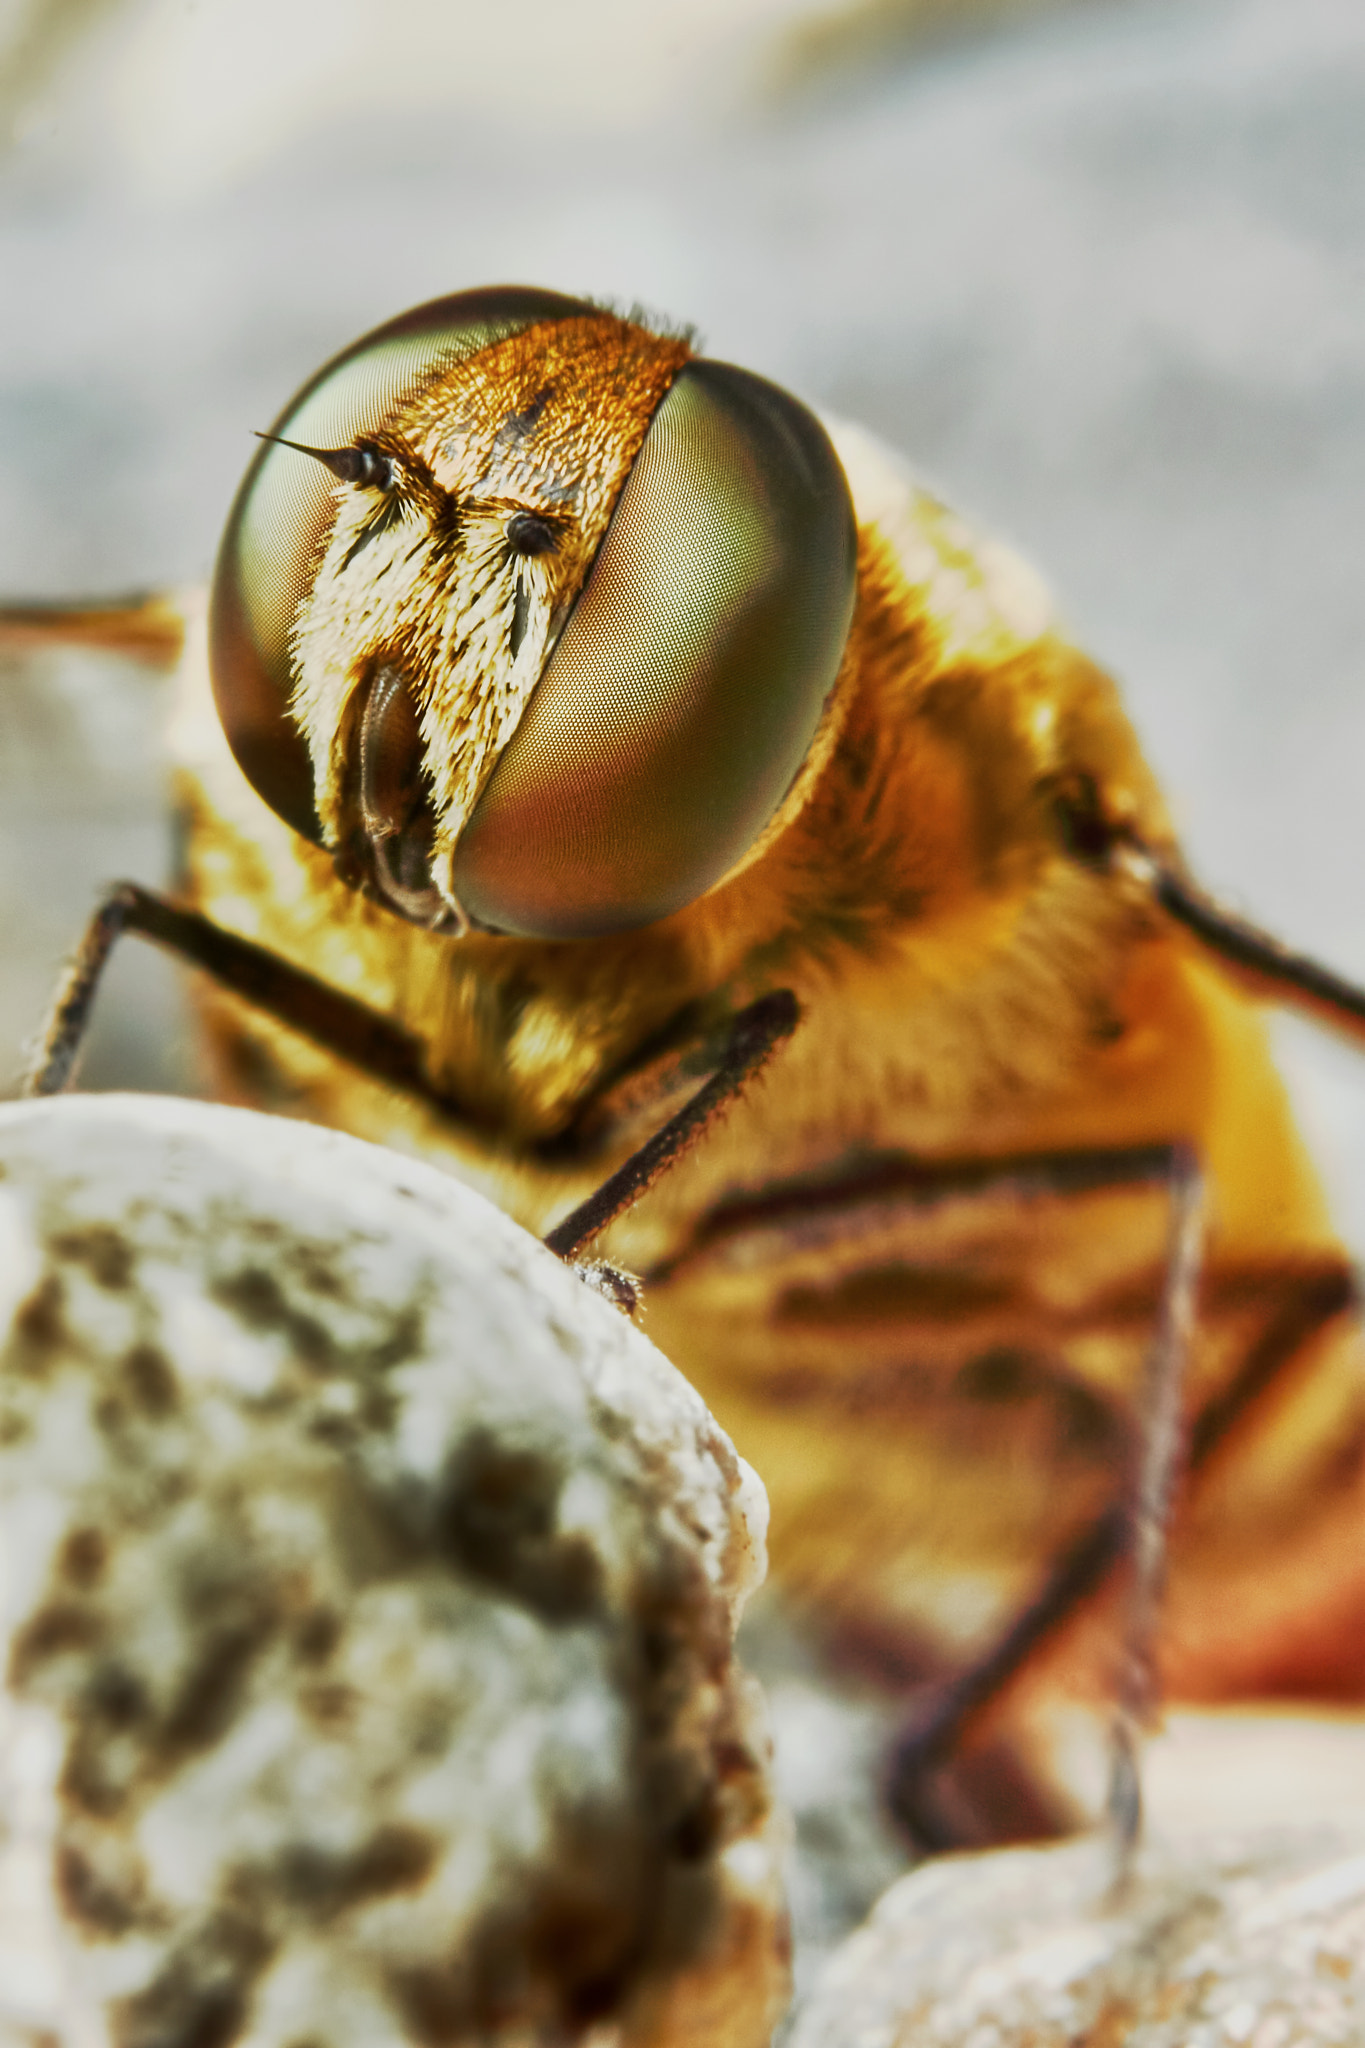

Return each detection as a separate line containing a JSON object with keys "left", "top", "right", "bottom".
{"left": 0, "top": 1095, "right": 785, "bottom": 2048}
{"left": 789, "top": 1816, "right": 1365, "bottom": 2048}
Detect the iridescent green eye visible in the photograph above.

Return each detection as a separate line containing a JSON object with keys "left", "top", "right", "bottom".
{"left": 210, "top": 291, "right": 856, "bottom": 941}
{"left": 450, "top": 360, "right": 857, "bottom": 938}
{"left": 208, "top": 285, "right": 596, "bottom": 842}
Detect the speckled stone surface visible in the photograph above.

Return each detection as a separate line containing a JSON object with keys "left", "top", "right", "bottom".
{"left": 0, "top": 1094, "right": 785, "bottom": 2048}
{"left": 789, "top": 1825, "right": 1365, "bottom": 2048}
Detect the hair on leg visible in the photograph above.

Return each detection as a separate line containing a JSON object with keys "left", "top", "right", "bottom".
{"left": 542, "top": 991, "right": 799, "bottom": 1275}
{"left": 1107, "top": 1145, "right": 1203, "bottom": 1892}
{"left": 882, "top": 1141, "right": 1205, "bottom": 1857}
{"left": 24, "top": 881, "right": 454, "bottom": 1112}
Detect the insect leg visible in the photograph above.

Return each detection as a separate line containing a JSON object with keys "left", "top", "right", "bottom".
{"left": 1107, "top": 1145, "right": 1203, "bottom": 1882}
{"left": 1145, "top": 856, "right": 1365, "bottom": 1048}
{"left": 23, "top": 881, "right": 456, "bottom": 1113}
{"left": 543, "top": 990, "right": 800, "bottom": 1259}
{"left": 1052, "top": 783, "right": 1365, "bottom": 1050}
{"left": 0, "top": 593, "right": 187, "bottom": 666}
{"left": 27, "top": 886, "right": 800, "bottom": 1289}
{"left": 885, "top": 1141, "right": 1205, "bottom": 1856}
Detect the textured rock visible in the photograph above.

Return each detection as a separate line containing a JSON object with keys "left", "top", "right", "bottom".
{"left": 790, "top": 1820, "right": 1365, "bottom": 2048}
{"left": 0, "top": 1094, "right": 785, "bottom": 2048}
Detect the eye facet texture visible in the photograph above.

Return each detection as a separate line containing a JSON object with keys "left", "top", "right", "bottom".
{"left": 452, "top": 360, "right": 857, "bottom": 938}
{"left": 209, "top": 285, "right": 595, "bottom": 842}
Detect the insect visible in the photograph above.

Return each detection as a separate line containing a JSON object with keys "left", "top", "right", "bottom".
{"left": 8, "top": 285, "right": 1365, "bottom": 1850}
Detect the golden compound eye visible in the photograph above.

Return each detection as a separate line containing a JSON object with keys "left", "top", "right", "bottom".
{"left": 208, "top": 285, "right": 598, "bottom": 843}
{"left": 450, "top": 360, "right": 857, "bottom": 939}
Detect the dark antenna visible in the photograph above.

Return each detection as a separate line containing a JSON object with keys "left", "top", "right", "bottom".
{"left": 253, "top": 432, "right": 396, "bottom": 491}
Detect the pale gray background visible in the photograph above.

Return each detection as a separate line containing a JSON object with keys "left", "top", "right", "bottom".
{"left": 1, "top": 0, "right": 1362, "bottom": 1974}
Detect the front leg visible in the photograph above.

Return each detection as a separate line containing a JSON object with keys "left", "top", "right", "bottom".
{"left": 543, "top": 990, "right": 799, "bottom": 1259}
{"left": 25, "top": 883, "right": 799, "bottom": 1309}
{"left": 24, "top": 881, "right": 458, "bottom": 1114}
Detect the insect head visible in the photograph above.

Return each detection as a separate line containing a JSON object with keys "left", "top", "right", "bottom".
{"left": 210, "top": 286, "right": 857, "bottom": 941}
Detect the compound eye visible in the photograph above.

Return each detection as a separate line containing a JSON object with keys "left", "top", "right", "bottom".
{"left": 451, "top": 359, "right": 857, "bottom": 938}
{"left": 208, "top": 285, "right": 599, "bottom": 844}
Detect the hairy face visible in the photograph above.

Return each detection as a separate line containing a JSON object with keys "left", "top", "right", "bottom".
{"left": 211, "top": 288, "right": 856, "bottom": 941}
{"left": 290, "top": 314, "right": 691, "bottom": 927}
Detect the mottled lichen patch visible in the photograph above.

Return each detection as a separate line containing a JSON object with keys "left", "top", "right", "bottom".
{"left": 0, "top": 1096, "right": 784, "bottom": 2048}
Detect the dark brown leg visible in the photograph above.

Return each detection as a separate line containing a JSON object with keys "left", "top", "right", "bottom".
{"left": 885, "top": 1142, "right": 1205, "bottom": 1858}
{"left": 884, "top": 1503, "right": 1129, "bottom": 1849}
{"left": 543, "top": 991, "right": 798, "bottom": 1259}
{"left": 24, "top": 881, "right": 456, "bottom": 1111}
{"left": 25, "top": 885, "right": 801, "bottom": 1294}
{"left": 646, "top": 1138, "right": 1191, "bottom": 1284}
{"left": 1051, "top": 783, "right": 1365, "bottom": 1052}
{"left": 1138, "top": 850, "right": 1365, "bottom": 1049}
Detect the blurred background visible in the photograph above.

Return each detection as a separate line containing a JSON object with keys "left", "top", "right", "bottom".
{"left": 1, "top": 0, "right": 1363, "bottom": 1980}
